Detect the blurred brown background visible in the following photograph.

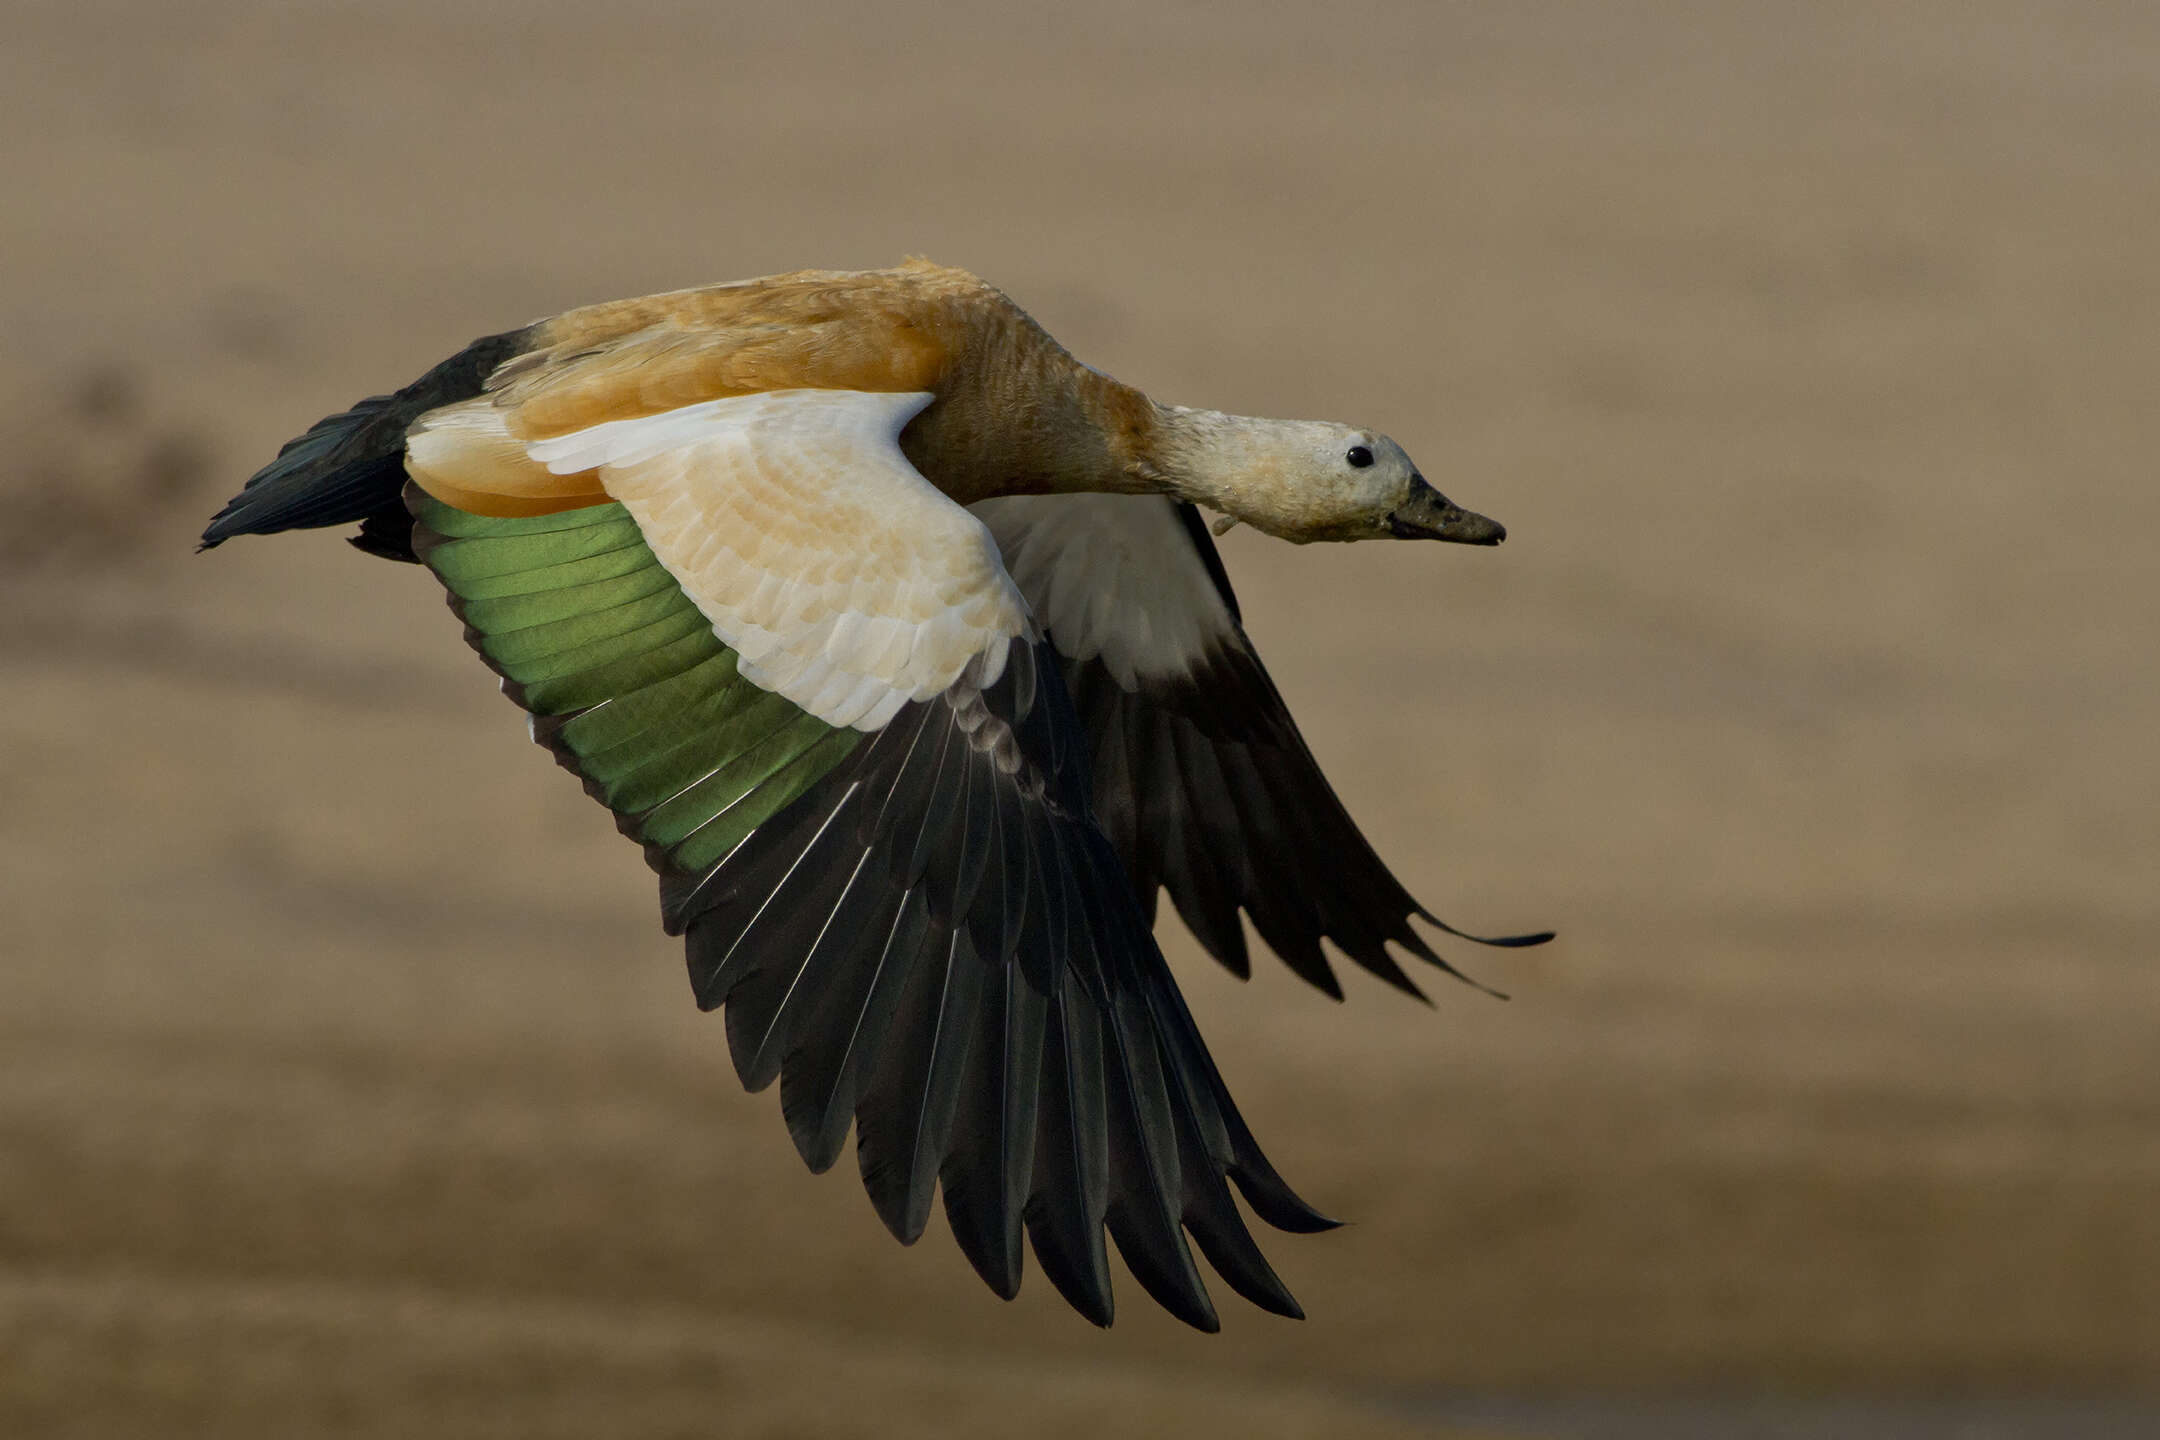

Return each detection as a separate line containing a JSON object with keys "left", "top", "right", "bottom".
{"left": 4, "top": 2, "right": 2156, "bottom": 1436}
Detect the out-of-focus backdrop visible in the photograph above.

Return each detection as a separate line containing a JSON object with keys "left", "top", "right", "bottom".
{"left": 4, "top": 3, "right": 2155, "bottom": 1436}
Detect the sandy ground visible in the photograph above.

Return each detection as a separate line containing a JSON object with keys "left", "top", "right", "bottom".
{"left": 4, "top": 2, "right": 2157, "bottom": 1435}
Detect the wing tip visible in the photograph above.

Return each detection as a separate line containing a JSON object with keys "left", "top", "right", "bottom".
{"left": 1229, "top": 1166, "right": 1343, "bottom": 1236}
{"left": 1414, "top": 902, "right": 1557, "bottom": 950}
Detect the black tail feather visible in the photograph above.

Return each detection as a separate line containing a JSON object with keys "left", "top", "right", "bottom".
{"left": 198, "top": 326, "right": 532, "bottom": 560}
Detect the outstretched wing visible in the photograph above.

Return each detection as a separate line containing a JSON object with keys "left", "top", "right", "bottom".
{"left": 972, "top": 493, "right": 1552, "bottom": 1002}
{"left": 407, "top": 390, "right": 1330, "bottom": 1331}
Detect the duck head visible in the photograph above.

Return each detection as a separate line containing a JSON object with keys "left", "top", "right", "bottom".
{"left": 1151, "top": 409, "right": 1506, "bottom": 546}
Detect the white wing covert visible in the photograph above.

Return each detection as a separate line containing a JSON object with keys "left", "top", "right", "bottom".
{"left": 524, "top": 388, "right": 1029, "bottom": 730}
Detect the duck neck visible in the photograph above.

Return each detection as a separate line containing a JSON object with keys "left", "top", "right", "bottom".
{"left": 1143, "top": 404, "right": 1313, "bottom": 537}
{"left": 903, "top": 293, "right": 1169, "bottom": 503}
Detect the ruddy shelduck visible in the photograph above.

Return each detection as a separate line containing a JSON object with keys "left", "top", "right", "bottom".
{"left": 202, "top": 259, "right": 1549, "bottom": 1331}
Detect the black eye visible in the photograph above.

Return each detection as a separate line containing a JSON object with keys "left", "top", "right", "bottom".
{"left": 1346, "top": 445, "right": 1374, "bottom": 469}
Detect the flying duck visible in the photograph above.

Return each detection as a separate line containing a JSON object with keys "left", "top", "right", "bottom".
{"left": 200, "top": 259, "right": 1549, "bottom": 1331}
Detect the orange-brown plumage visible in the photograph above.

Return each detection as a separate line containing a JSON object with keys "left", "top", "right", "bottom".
{"left": 412, "top": 260, "right": 1161, "bottom": 517}
{"left": 498, "top": 267, "right": 955, "bottom": 439}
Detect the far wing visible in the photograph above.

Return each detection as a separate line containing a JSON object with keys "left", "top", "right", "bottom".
{"left": 972, "top": 494, "right": 1551, "bottom": 1001}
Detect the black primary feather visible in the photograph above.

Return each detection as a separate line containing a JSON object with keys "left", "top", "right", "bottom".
{"left": 657, "top": 637, "right": 1333, "bottom": 1328}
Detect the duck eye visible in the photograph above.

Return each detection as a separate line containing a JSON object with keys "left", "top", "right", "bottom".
{"left": 1346, "top": 445, "right": 1374, "bottom": 469}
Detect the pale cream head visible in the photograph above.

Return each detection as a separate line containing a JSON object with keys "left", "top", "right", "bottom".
{"left": 1150, "top": 407, "right": 1507, "bottom": 546}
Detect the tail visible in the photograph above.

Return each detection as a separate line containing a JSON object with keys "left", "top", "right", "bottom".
{"left": 198, "top": 325, "right": 534, "bottom": 563}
